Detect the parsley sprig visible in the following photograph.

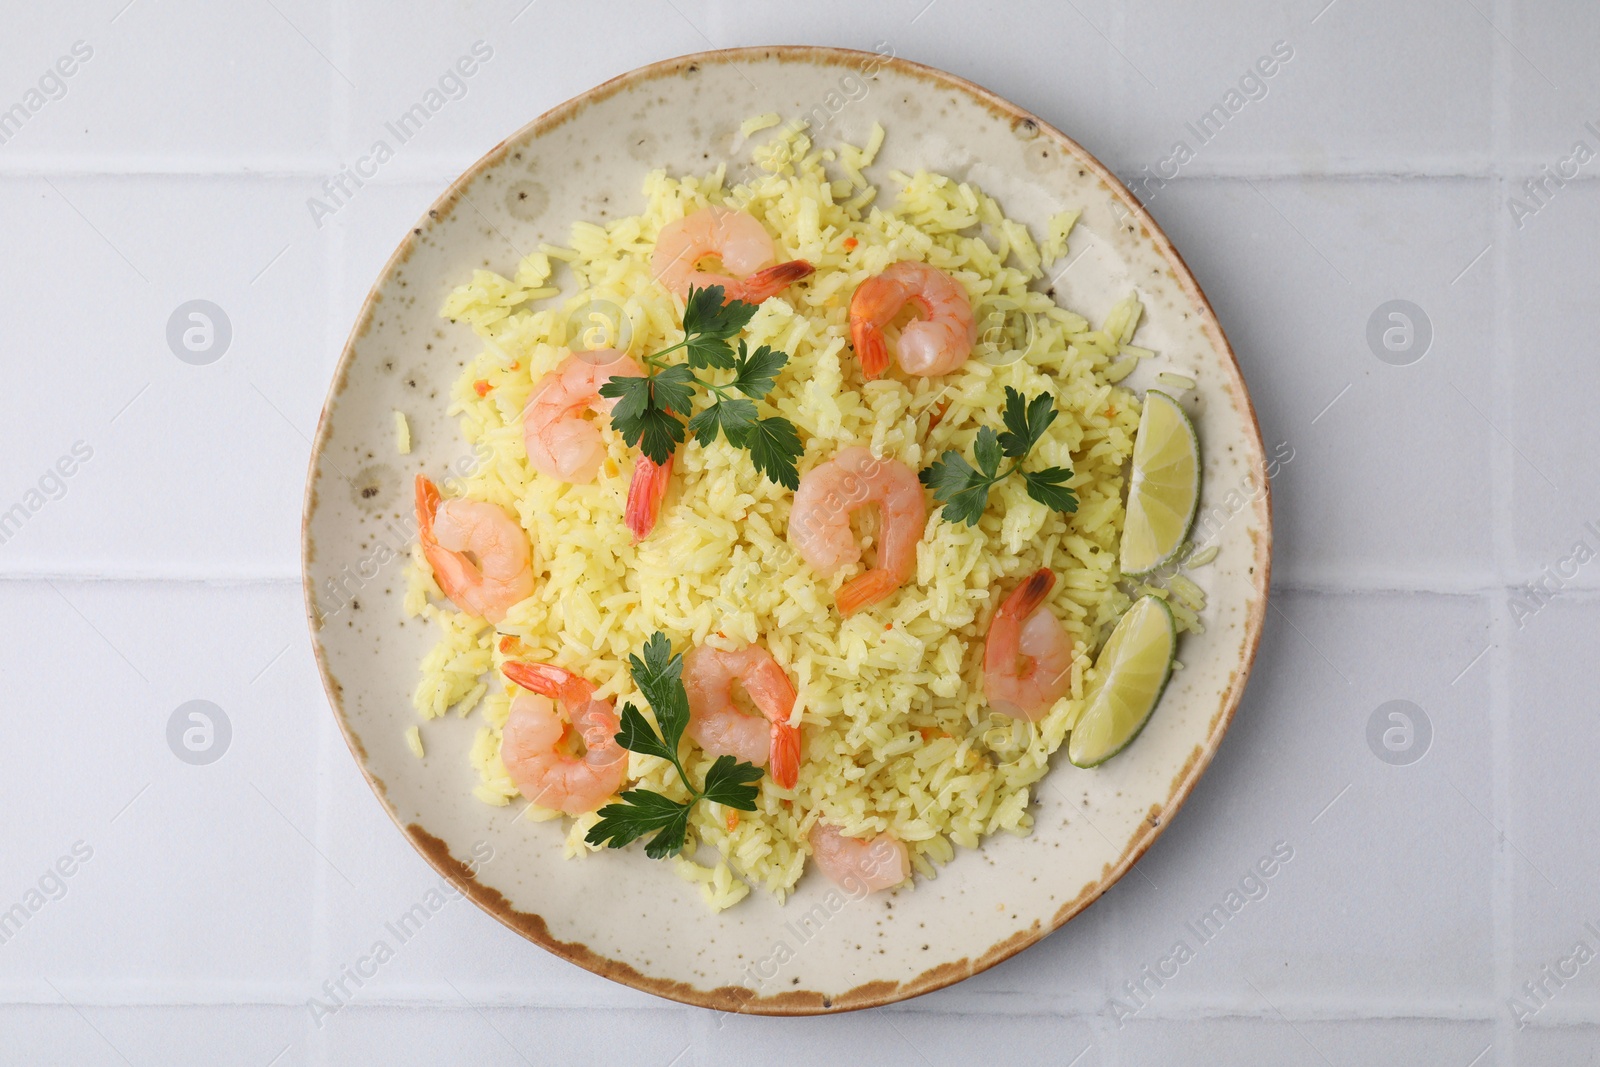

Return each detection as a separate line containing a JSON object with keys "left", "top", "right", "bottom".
{"left": 599, "top": 285, "right": 803, "bottom": 489}
{"left": 585, "top": 632, "right": 763, "bottom": 859}
{"left": 919, "top": 387, "right": 1079, "bottom": 526}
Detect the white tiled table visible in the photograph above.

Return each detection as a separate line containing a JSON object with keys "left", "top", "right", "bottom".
{"left": 2, "top": 1, "right": 1594, "bottom": 1063}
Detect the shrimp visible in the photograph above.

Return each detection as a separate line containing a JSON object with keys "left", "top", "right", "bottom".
{"left": 984, "top": 568, "right": 1074, "bottom": 721}
{"left": 652, "top": 206, "right": 815, "bottom": 303}
{"left": 522, "top": 349, "right": 644, "bottom": 483}
{"left": 414, "top": 475, "right": 534, "bottom": 623}
{"left": 624, "top": 453, "right": 672, "bottom": 542}
{"left": 848, "top": 260, "right": 976, "bottom": 379}
{"left": 809, "top": 823, "right": 910, "bottom": 893}
{"left": 683, "top": 644, "right": 800, "bottom": 789}
{"left": 788, "top": 447, "right": 927, "bottom": 616}
{"left": 499, "top": 661, "right": 627, "bottom": 815}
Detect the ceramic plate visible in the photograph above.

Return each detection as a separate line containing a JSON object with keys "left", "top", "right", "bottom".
{"left": 302, "top": 45, "right": 1272, "bottom": 1014}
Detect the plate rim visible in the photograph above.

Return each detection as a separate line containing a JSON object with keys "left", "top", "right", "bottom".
{"left": 300, "top": 43, "right": 1274, "bottom": 1016}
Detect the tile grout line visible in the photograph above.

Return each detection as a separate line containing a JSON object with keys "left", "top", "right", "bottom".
{"left": 1103, "top": 9, "right": 1134, "bottom": 1062}
{"left": 0, "top": 995, "right": 1545, "bottom": 1023}
{"left": 0, "top": 986, "right": 1554, "bottom": 1017}
{"left": 1487, "top": 0, "right": 1515, "bottom": 1061}
{"left": 308, "top": 4, "right": 352, "bottom": 1065}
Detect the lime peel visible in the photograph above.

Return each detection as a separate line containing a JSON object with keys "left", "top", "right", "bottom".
{"left": 1119, "top": 390, "right": 1201, "bottom": 577}
{"left": 1067, "top": 595, "right": 1176, "bottom": 768}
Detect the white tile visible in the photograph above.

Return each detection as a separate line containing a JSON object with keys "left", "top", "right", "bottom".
{"left": 330, "top": 0, "right": 1135, "bottom": 193}
{"left": 699, "top": 1006, "right": 1102, "bottom": 1067}
{"left": 1515, "top": 1025, "right": 1600, "bottom": 1066}
{"left": 0, "top": 1004, "right": 311, "bottom": 1067}
{"left": 0, "top": 176, "right": 330, "bottom": 578}
{"left": 1099, "top": 591, "right": 1495, "bottom": 1010}
{"left": 0, "top": 582, "right": 319, "bottom": 996}
{"left": 1502, "top": 2, "right": 1600, "bottom": 166}
{"left": 1508, "top": 182, "right": 1600, "bottom": 578}
{"left": 0, "top": 5, "right": 87, "bottom": 84}
{"left": 337, "top": 0, "right": 701, "bottom": 176}
{"left": 0, "top": 0, "right": 335, "bottom": 169}
{"left": 1117, "top": 0, "right": 1493, "bottom": 176}
{"left": 687, "top": 0, "right": 1134, "bottom": 173}
{"left": 1111, "top": 0, "right": 1304, "bottom": 179}
{"left": 0, "top": 1004, "right": 142, "bottom": 1067}
{"left": 326, "top": 180, "right": 456, "bottom": 331}
{"left": 1145, "top": 177, "right": 1498, "bottom": 588}
{"left": 1508, "top": 599, "right": 1600, "bottom": 1020}
{"left": 318, "top": 1004, "right": 694, "bottom": 1067}
{"left": 1119, "top": 1016, "right": 1494, "bottom": 1065}
{"left": 316, "top": 750, "right": 646, "bottom": 1011}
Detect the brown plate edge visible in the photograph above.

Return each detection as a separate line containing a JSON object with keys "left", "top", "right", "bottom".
{"left": 300, "top": 43, "right": 1275, "bottom": 1018}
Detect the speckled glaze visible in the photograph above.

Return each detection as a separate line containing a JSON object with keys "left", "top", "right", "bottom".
{"left": 302, "top": 47, "right": 1272, "bottom": 1014}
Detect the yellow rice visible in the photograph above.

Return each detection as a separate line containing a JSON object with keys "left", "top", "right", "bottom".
{"left": 404, "top": 119, "right": 1155, "bottom": 911}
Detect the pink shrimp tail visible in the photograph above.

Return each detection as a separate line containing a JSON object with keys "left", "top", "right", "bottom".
{"left": 848, "top": 280, "right": 894, "bottom": 380}
{"left": 850, "top": 320, "right": 891, "bottom": 380}
{"left": 768, "top": 722, "right": 801, "bottom": 790}
{"left": 414, "top": 474, "right": 456, "bottom": 590}
{"left": 836, "top": 568, "right": 902, "bottom": 617}
{"left": 624, "top": 453, "right": 674, "bottom": 542}
{"left": 1000, "top": 568, "right": 1055, "bottom": 619}
{"left": 414, "top": 475, "right": 440, "bottom": 546}
{"left": 726, "top": 259, "right": 814, "bottom": 304}
{"left": 502, "top": 661, "right": 592, "bottom": 704}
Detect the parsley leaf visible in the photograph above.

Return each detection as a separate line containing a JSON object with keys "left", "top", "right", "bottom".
{"left": 731, "top": 341, "right": 787, "bottom": 399}
{"left": 997, "top": 386, "right": 1058, "bottom": 459}
{"left": 615, "top": 701, "right": 676, "bottom": 765}
{"left": 682, "top": 284, "right": 757, "bottom": 341}
{"left": 639, "top": 808, "right": 695, "bottom": 859}
{"left": 632, "top": 406, "right": 687, "bottom": 466}
{"left": 921, "top": 451, "right": 979, "bottom": 502}
{"left": 744, "top": 416, "right": 803, "bottom": 491}
{"left": 599, "top": 373, "right": 650, "bottom": 427}
{"left": 650, "top": 364, "right": 697, "bottom": 416}
{"left": 918, "top": 450, "right": 992, "bottom": 527}
{"left": 700, "top": 755, "right": 763, "bottom": 809}
{"left": 585, "top": 631, "right": 766, "bottom": 859}
{"left": 1022, "top": 466, "right": 1080, "bottom": 513}
{"left": 686, "top": 397, "right": 758, "bottom": 447}
{"left": 588, "top": 790, "right": 693, "bottom": 859}
{"left": 685, "top": 336, "right": 735, "bottom": 371}
{"left": 603, "top": 366, "right": 697, "bottom": 465}
{"left": 919, "top": 449, "right": 980, "bottom": 497}
{"left": 973, "top": 426, "right": 1002, "bottom": 479}
{"left": 627, "top": 631, "right": 689, "bottom": 747}
{"left": 920, "top": 390, "right": 1078, "bottom": 526}
{"left": 603, "top": 289, "right": 805, "bottom": 491}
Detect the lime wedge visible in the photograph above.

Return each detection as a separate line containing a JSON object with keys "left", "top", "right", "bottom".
{"left": 1119, "top": 390, "right": 1200, "bottom": 576}
{"left": 1068, "top": 595, "right": 1176, "bottom": 768}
